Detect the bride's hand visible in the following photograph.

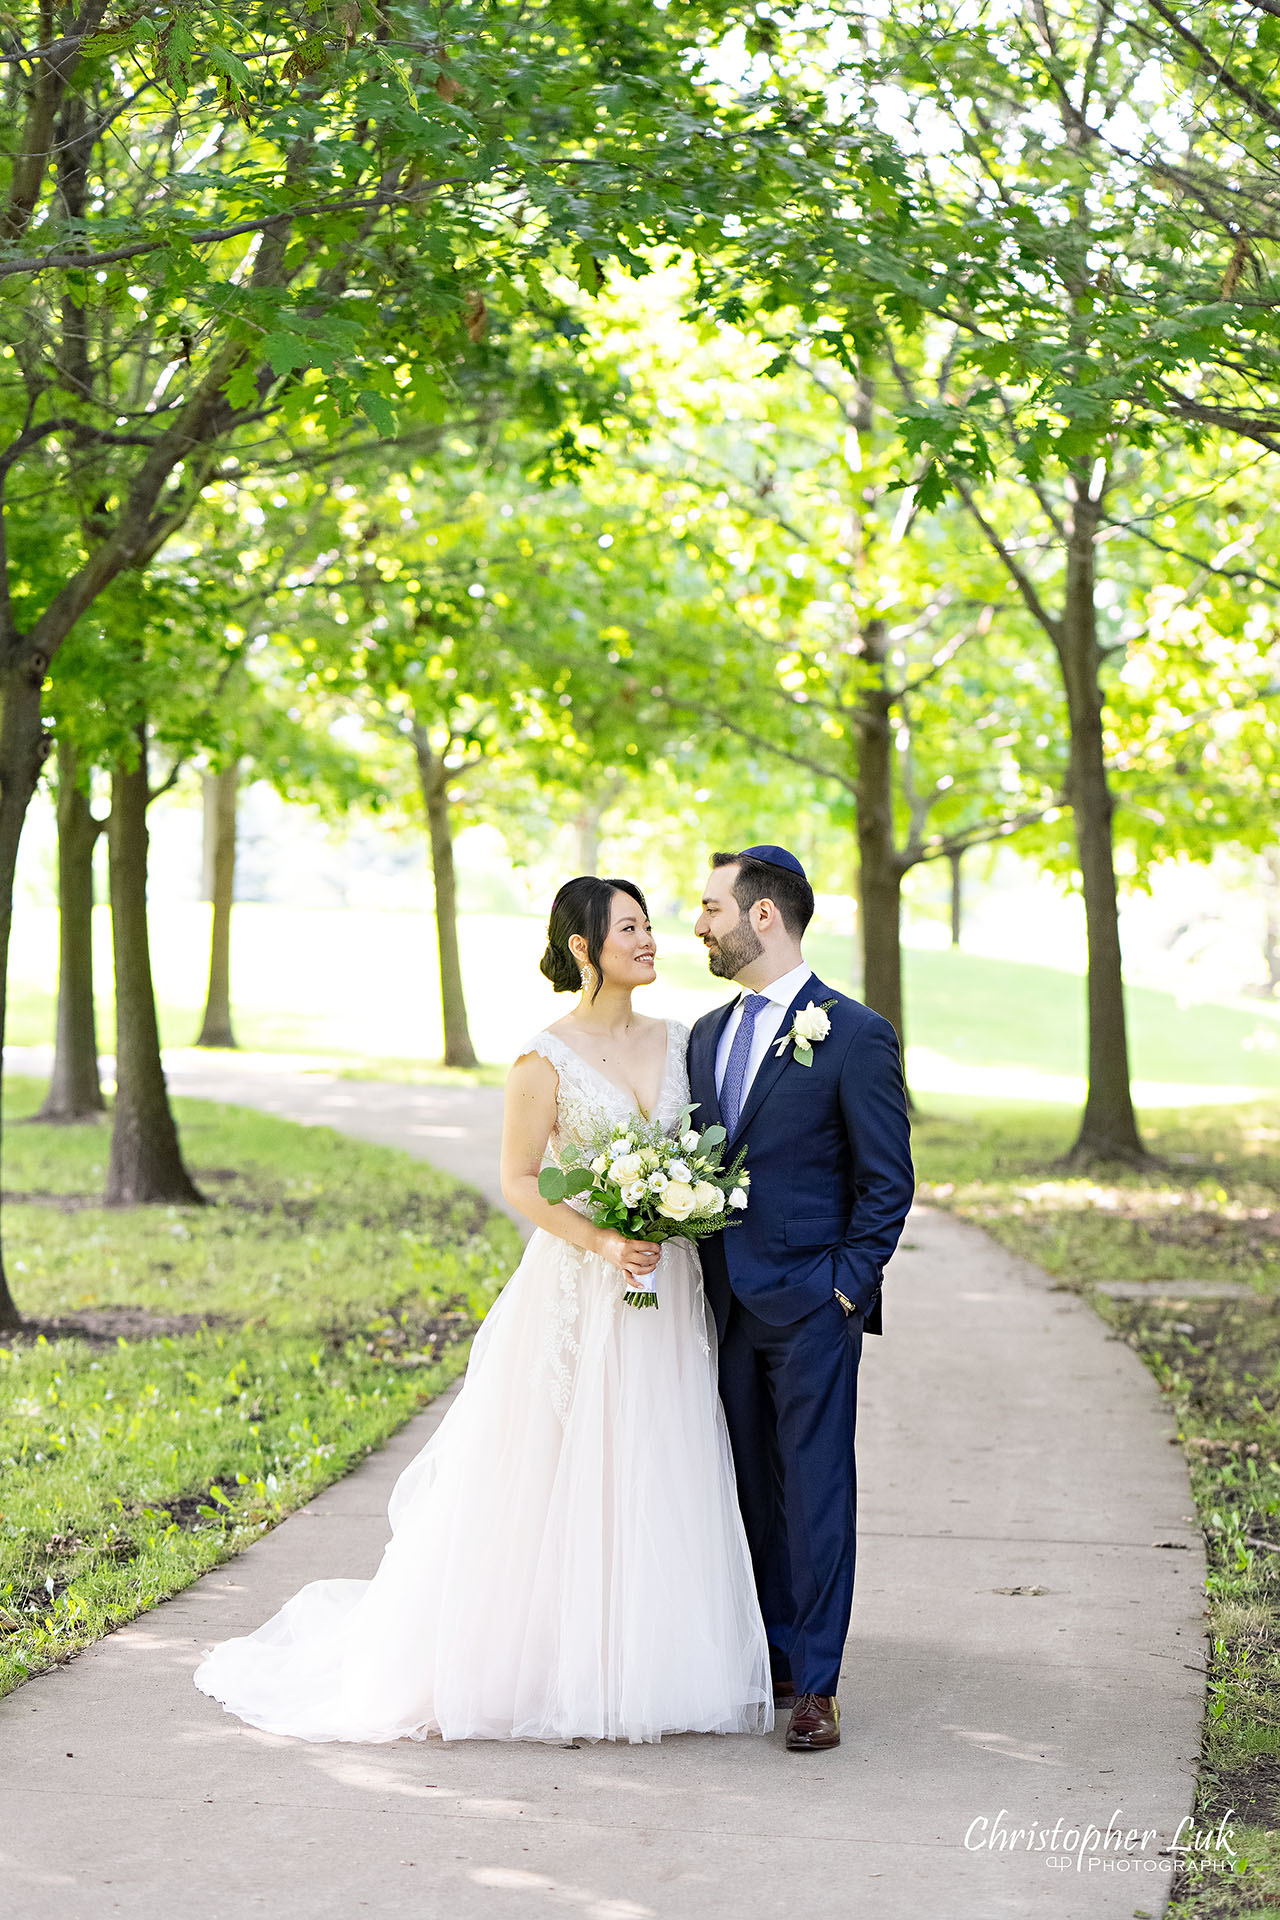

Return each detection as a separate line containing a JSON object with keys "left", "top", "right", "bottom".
{"left": 599, "top": 1231, "right": 660, "bottom": 1279}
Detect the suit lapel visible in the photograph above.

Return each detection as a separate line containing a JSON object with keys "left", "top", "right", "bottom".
{"left": 690, "top": 996, "right": 738, "bottom": 1131}
{"left": 730, "top": 974, "right": 830, "bottom": 1142}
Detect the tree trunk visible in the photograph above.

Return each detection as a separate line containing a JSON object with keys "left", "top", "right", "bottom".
{"left": 949, "top": 849, "right": 963, "bottom": 948}
{"left": 105, "top": 725, "right": 203, "bottom": 1205}
{"left": 1058, "top": 486, "right": 1146, "bottom": 1165}
{"left": 855, "top": 617, "right": 910, "bottom": 1089}
{"left": 0, "top": 656, "right": 51, "bottom": 1327}
{"left": 200, "top": 769, "right": 218, "bottom": 903}
{"left": 195, "top": 761, "right": 238, "bottom": 1048}
{"left": 1262, "top": 849, "right": 1280, "bottom": 997}
{"left": 574, "top": 802, "right": 603, "bottom": 877}
{"left": 410, "top": 724, "right": 478, "bottom": 1069}
{"left": 37, "top": 738, "right": 105, "bottom": 1121}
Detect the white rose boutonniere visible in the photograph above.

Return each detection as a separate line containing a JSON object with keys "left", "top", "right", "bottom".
{"left": 773, "top": 998, "right": 838, "bottom": 1069}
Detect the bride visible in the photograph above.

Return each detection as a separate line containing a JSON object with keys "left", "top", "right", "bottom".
{"left": 194, "top": 875, "right": 772, "bottom": 1745}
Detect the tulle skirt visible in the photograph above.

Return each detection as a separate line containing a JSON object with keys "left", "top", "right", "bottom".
{"left": 193, "top": 1230, "right": 772, "bottom": 1744}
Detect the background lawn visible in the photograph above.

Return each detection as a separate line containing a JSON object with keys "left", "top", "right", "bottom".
{"left": 8, "top": 901, "right": 1279, "bottom": 1103}
{"left": 0, "top": 1079, "right": 522, "bottom": 1697}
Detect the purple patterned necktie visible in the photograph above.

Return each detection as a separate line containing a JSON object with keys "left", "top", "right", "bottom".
{"left": 720, "top": 992, "right": 770, "bottom": 1137}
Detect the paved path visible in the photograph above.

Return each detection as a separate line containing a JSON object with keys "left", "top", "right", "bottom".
{"left": 0, "top": 1053, "right": 1207, "bottom": 1919}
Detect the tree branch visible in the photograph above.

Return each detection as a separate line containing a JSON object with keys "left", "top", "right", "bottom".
{"left": 952, "top": 478, "right": 1063, "bottom": 645}
{"left": 1101, "top": 514, "right": 1280, "bottom": 595}
{"left": 908, "top": 802, "right": 1060, "bottom": 868}
{"left": 662, "top": 694, "right": 855, "bottom": 793}
{"left": 1156, "top": 386, "right": 1280, "bottom": 455}
{"left": 0, "top": 3, "right": 111, "bottom": 246}
{"left": 0, "top": 172, "right": 470, "bottom": 280}
{"left": 1145, "top": 0, "right": 1280, "bottom": 135}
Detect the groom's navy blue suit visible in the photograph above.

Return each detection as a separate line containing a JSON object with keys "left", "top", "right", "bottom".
{"left": 690, "top": 974, "right": 914, "bottom": 1697}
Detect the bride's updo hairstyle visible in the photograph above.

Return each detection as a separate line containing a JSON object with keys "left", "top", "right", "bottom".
{"left": 540, "top": 876, "right": 650, "bottom": 1002}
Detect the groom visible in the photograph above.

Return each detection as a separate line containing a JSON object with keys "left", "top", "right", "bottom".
{"left": 690, "top": 847, "right": 914, "bottom": 1752}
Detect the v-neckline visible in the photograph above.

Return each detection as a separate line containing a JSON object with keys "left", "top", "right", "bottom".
{"left": 552, "top": 1019, "right": 672, "bottom": 1123}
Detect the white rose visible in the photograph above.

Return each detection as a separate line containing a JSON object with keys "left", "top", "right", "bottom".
{"left": 646, "top": 1170, "right": 669, "bottom": 1193}
{"left": 729, "top": 1187, "right": 749, "bottom": 1210}
{"left": 657, "top": 1182, "right": 697, "bottom": 1221}
{"left": 692, "top": 1181, "right": 725, "bottom": 1216}
{"left": 591, "top": 1154, "right": 608, "bottom": 1175}
{"left": 608, "top": 1135, "right": 635, "bottom": 1159}
{"left": 792, "top": 1003, "right": 832, "bottom": 1043}
{"left": 680, "top": 1130, "right": 700, "bottom": 1154}
{"left": 620, "top": 1179, "right": 647, "bottom": 1206}
{"left": 665, "top": 1160, "right": 693, "bottom": 1185}
{"left": 610, "top": 1153, "right": 644, "bottom": 1183}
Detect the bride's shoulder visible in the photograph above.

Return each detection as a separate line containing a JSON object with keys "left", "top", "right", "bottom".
{"left": 510, "top": 1030, "right": 567, "bottom": 1072}
{"left": 661, "top": 1014, "right": 692, "bottom": 1048}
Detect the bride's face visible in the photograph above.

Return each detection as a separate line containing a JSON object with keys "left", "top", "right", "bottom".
{"left": 593, "top": 893, "right": 657, "bottom": 990}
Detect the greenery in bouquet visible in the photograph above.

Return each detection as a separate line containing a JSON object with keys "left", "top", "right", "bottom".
{"left": 538, "top": 1107, "right": 750, "bottom": 1308}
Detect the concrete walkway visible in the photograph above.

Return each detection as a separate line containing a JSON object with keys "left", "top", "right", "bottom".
{"left": 0, "top": 1053, "right": 1207, "bottom": 1919}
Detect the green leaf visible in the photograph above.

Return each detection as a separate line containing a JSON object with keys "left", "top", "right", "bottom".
{"left": 537, "top": 1167, "right": 567, "bottom": 1203}
{"left": 358, "top": 390, "right": 397, "bottom": 438}
{"left": 698, "top": 1124, "right": 727, "bottom": 1149}
{"left": 794, "top": 1042, "right": 814, "bottom": 1068}
{"left": 85, "top": 26, "right": 149, "bottom": 56}
{"left": 369, "top": 45, "right": 417, "bottom": 104}
{"left": 564, "top": 1167, "right": 595, "bottom": 1196}
{"left": 205, "top": 45, "right": 253, "bottom": 90}
{"left": 222, "top": 363, "right": 259, "bottom": 410}
{"left": 263, "top": 332, "right": 314, "bottom": 376}
{"left": 571, "top": 242, "right": 601, "bottom": 294}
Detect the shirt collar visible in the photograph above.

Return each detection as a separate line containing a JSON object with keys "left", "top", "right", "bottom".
{"left": 747, "top": 961, "right": 812, "bottom": 1010}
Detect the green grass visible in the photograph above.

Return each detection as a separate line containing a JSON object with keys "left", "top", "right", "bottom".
{"left": 8, "top": 903, "right": 1279, "bottom": 1100}
{"left": 0, "top": 1079, "right": 522, "bottom": 1697}
{"left": 915, "top": 1098, "right": 1280, "bottom": 1915}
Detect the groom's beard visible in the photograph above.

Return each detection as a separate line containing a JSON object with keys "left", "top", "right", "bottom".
{"left": 705, "top": 919, "right": 764, "bottom": 980}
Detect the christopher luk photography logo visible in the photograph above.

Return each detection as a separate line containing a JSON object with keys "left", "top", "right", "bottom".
{"left": 964, "top": 1806, "right": 1241, "bottom": 1876}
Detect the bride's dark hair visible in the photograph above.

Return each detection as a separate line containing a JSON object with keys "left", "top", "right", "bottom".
{"left": 540, "top": 876, "right": 650, "bottom": 1001}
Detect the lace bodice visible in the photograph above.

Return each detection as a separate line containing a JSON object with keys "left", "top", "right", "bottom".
{"left": 519, "top": 1020, "right": 692, "bottom": 1161}
{"left": 515, "top": 1019, "right": 705, "bottom": 1421}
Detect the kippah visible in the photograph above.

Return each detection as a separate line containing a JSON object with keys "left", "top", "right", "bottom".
{"left": 738, "top": 843, "right": 807, "bottom": 880}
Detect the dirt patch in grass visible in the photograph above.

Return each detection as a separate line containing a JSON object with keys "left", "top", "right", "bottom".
{"left": 3, "top": 1306, "right": 230, "bottom": 1346}
{"left": 343, "top": 1305, "right": 477, "bottom": 1366}
{"left": 1110, "top": 1297, "right": 1280, "bottom": 1425}
{"left": 1206, "top": 1755, "right": 1280, "bottom": 1833}
{"left": 1, "top": 1190, "right": 106, "bottom": 1212}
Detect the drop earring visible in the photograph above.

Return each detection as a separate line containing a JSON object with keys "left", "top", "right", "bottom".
{"left": 579, "top": 963, "right": 594, "bottom": 993}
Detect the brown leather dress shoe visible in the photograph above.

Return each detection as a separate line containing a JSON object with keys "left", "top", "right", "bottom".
{"left": 773, "top": 1678, "right": 795, "bottom": 1709}
{"left": 786, "top": 1694, "right": 840, "bottom": 1751}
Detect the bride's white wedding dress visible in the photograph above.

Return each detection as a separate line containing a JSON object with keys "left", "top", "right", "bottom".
{"left": 194, "top": 1018, "right": 772, "bottom": 1745}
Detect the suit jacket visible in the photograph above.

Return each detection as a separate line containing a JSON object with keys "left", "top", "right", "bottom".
{"left": 689, "top": 974, "right": 914, "bottom": 1340}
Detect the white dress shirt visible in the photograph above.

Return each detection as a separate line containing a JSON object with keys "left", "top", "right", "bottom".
{"left": 713, "top": 961, "right": 814, "bottom": 1111}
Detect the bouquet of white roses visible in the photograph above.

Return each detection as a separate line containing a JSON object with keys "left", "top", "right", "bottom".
{"left": 537, "top": 1105, "right": 750, "bottom": 1308}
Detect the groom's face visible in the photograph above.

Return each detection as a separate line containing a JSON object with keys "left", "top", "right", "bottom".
{"left": 696, "top": 865, "right": 764, "bottom": 981}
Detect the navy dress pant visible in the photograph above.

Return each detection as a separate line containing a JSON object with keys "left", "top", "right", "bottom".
{"left": 717, "top": 1294, "right": 863, "bottom": 1698}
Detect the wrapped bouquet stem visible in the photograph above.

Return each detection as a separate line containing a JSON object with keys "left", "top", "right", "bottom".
{"left": 538, "top": 1104, "right": 751, "bottom": 1308}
